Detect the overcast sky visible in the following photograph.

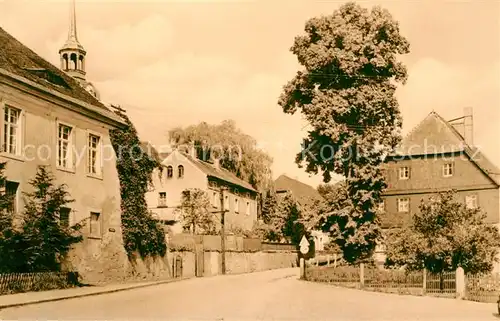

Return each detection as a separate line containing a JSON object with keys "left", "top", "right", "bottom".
{"left": 1, "top": 0, "right": 498, "bottom": 187}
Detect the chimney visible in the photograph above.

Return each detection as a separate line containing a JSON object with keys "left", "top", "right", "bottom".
{"left": 463, "top": 107, "right": 473, "bottom": 146}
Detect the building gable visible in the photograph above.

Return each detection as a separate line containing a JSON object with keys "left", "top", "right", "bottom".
{"left": 395, "top": 112, "right": 465, "bottom": 156}
{"left": 161, "top": 150, "right": 208, "bottom": 185}
{"left": 274, "top": 174, "right": 323, "bottom": 207}
{"left": 390, "top": 111, "right": 500, "bottom": 187}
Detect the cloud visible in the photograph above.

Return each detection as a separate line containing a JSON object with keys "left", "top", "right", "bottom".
{"left": 1, "top": 0, "right": 498, "bottom": 188}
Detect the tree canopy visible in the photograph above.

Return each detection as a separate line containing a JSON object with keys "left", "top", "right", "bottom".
{"left": 385, "top": 190, "right": 500, "bottom": 274}
{"left": 278, "top": 2, "right": 410, "bottom": 263}
{"left": 168, "top": 120, "right": 273, "bottom": 191}
{"left": 258, "top": 192, "right": 312, "bottom": 245}
{"left": 176, "top": 188, "right": 217, "bottom": 235}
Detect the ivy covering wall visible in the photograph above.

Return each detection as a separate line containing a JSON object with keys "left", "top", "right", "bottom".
{"left": 109, "top": 108, "right": 166, "bottom": 258}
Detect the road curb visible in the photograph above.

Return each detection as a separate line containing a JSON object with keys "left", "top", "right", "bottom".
{"left": 0, "top": 277, "right": 190, "bottom": 310}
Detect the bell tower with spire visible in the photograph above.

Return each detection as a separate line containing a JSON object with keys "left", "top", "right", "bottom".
{"left": 58, "top": 0, "right": 100, "bottom": 99}
{"left": 59, "top": 0, "right": 86, "bottom": 84}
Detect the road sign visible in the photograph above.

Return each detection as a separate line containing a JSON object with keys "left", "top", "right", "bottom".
{"left": 299, "top": 235, "right": 310, "bottom": 255}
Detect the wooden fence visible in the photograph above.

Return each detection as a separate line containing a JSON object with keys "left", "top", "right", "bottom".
{"left": 465, "top": 273, "right": 500, "bottom": 303}
{"left": 304, "top": 263, "right": 477, "bottom": 301}
{"left": 0, "top": 272, "right": 79, "bottom": 295}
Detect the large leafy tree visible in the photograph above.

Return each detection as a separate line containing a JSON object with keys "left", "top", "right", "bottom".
{"left": 278, "top": 2, "right": 410, "bottom": 263}
{"left": 18, "top": 166, "right": 83, "bottom": 272}
{"left": 176, "top": 188, "right": 217, "bottom": 235}
{"left": 168, "top": 120, "right": 273, "bottom": 191}
{"left": 317, "top": 183, "right": 341, "bottom": 198}
{"left": 385, "top": 190, "right": 500, "bottom": 274}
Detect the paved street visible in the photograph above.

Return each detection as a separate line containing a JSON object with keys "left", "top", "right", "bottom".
{"left": 0, "top": 268, "right": 497, "bottom": 320}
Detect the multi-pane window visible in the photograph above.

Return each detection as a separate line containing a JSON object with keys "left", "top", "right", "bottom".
{"left": 178, "top": 165, "right": 184, "bottom": 178}
{"left": 465, "top": 195, "right": 478, "bottom": 209}
{"left": 60, "top": 207, "right": 70, "bottom": 227}
{"left": 3, "top": 106, "right": 21, "bottom": 155}
{"left": 58, "top": 124, "right": 73, "bottom": 169}
{"left": 234, "top": 197, "right": 239, "bottom": 213}
{"left": 398, "top": 166, "right": 410, "bottom": 180}
{"left": 213, "top": 192, "right": 218, "bottom": 208}
{"left": 246, "top": 201, "right": 250, "bottom": 215}
{"left": 90, "top": 212, "right": 101, "bottom": 238}
{"left": 166, "top": 166, "right": 173, "bottom": 178}
{"left": 158, "top": 192, "right": 167, "bottom": 207}
{"left": 443, "top": 163, "right": 454, "bottom": 177}
{"left": 378, "top": 200, "right": 385, "bottom": 213}
{"left": 397, "top": 198, "right": 410, "bottom": 213}
{"left": 88, "top": 134, "right": 101, "bottom": 175}
{"left": 5, "top": 181, "right": 18, "bottom": 213}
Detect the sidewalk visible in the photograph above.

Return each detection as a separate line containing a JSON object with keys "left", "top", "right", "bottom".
{"left": 0, "top": 277, "right": 188, "bottom": 309}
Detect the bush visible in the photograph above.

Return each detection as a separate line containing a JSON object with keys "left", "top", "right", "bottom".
{"left": 0, "top": 165, "right": 83, "bottom": 273}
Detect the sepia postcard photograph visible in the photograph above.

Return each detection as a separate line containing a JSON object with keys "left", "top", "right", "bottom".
{"left": 0, "top": 0, "right": 499, "bottom": 320}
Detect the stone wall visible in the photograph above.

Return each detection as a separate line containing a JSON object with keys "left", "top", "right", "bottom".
{"left": 169, "top": 234, "right": 298, "bottom": 278}
{"left": 224, "top": 250, "right": 297, "bottom": 275}
{"left": 65, "top": 228, "right": 176, "bottom": 285}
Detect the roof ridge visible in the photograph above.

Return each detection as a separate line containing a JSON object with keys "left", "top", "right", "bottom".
{"left": 432, "top": 112, "right": 469, "bottom": 148}
{"left": 0, "top": 26, "right": 108, "bottom": 112}
{"left": 182, "top": 153, "right": 256, "bottom": 192}
{"left": 396, "top": 111, "right": 436, "bottom": 153}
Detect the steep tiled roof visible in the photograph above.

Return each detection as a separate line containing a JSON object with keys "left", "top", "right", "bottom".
{"left": 184, "top": 154, "right": 257, "bottom": 193}
{"left": 139, "top": 141, "right": 161, "bottom": 162}
{"left": 274, "top": 174, "right": 323, "bottom": 207}
{"left": 0, "top": 27, "right": 108, "bottom": 110}
{"left": 145, "top": 145, "right": 257, "bottom": 193}
{"left": 395, "top": 112, "right": 465, "bottom": 156}
{"left": 392, "top": 111, "right": 500, "bottom": 186}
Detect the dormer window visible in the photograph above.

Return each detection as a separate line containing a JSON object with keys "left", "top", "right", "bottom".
{"left": 178, "top": 165, "right": 184, "bottom": 178}
{"left": 443, "top": 163, "right": 454, "bottom": 177}
{"left": 398, "top": 166, "right": 410, "bottom": 180}
{"left": 166, "top": 166, "right": 173, "bottom": 179}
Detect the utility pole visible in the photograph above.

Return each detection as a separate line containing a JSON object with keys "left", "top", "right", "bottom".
{"left": 219, "top": 186, "right": 228, "bottom": 275}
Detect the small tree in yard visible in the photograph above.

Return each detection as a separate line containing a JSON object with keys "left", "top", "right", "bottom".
{"left": 177, "top": 188, "right": 217, "bottom": 235}
{"left": 385, "top": 190, "right": 500, "bottom": 275}
{"left": 19, "top": 166, "right": 84, "bottom": 272}
{"left": 260, "top": 193, "right": 310, "bottom": 245}
{"left": 0, "top": 162, "right": 23, "bottom": 273}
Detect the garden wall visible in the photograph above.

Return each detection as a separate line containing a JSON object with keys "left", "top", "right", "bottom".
{"left": 169, "top": 234, "right": 298, "bottom": 277}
